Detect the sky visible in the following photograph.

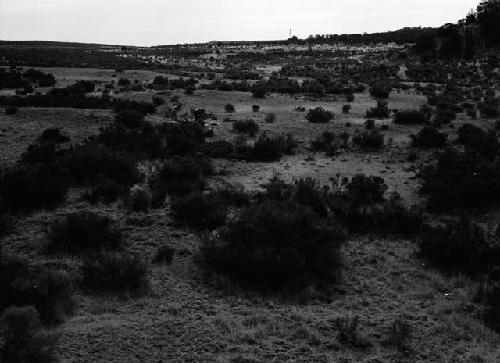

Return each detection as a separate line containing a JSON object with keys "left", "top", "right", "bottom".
{"left": 0, "top": 0, "right": 480, "bottom": 46}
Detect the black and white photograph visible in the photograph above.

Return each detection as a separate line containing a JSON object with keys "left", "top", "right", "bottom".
{"left": 0, "top": 0, "right": 500, "bottom": 361}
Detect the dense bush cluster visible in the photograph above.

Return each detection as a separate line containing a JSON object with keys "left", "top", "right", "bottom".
{"left": 411, "top": 126, "right": 447, "bottom": 148}
{"left": 394, "top": 110, "right": 429, "bottom": 125}
{"left": 232, "top": 119, "right": 260, "bottom": 137}
{"left": 352, "top": 129, "right": 385, "bottom": 150}
{"left": 306, "top": 107, "right": 334, "bottom": 123}
{"left": 365, "top": 101, "right": 389, "bottom": 118}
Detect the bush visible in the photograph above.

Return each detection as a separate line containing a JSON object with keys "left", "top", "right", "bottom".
{"left": 201, "top": 200, "right": 345, "bottom": 290}
{"left": 365, "top": 101, "right": 389, "bottom": 118}
{"left": 124, "top": 187, "right": 151, "bottom": 213}
{"left": 0, "top": 255, "right": 74, "bottom": 325}
{"left": 251, "top": 83, "right": 267, "bottom": 98}
{"left": 342, "top": 104, "right": 351, "bottom": 114}
{"left": 265, "top": 113, "right": 276, "bottom": 123}
{"left": 4, "top": 106, "right": 18, "bottom": 115}
{"left": 252, "top": 104, "right": 260, "bottom": 112}
{"left": 394, "top": 110, "right": 428, "bottom": 125}
{"left": 248, "top": 132, "right": 296, "bottom": 162}
{"left": 158, "top": 121, "right": 206, "bottom": 155}
{"left": 0, "top": 306, "right": 58, "bottom": 363}
{"left": 115, "top": 109, "right": 145, "bottom": 128}
{"left": 84, "top": 175, "right": 125, "bottom": 204}
{"left": 171, "top": 192, "right": 228, "bottom": 231}
{"left": 311, "top": 131, "right": 337, "bottom": 156}
{"left": 457, "top": 123, "right": 499, "bottom": 160}
{"left": 150, "top": 155, "right": 212, "bottom": 199}
{"left": 0, "top": 164, "right": 69, "bottom": 212}
{"left": 369, "top": 86, "right": 391, "bottom": 99}
{"left": 352, "top": 129, "right": 385, "bottom": 150}
{"left": 411, "top": 126, "right": 447, "bottom": 148}
{"left": 38, "top": 128, "right": 70, "bottom": 144}
{"left": 152, "top": 95, "right": 165, "bottom": 106}
{"left": 418, "top": 218, "right": 495, "bottom": 274}
{"left": 306, "top": 107, "right": 334, "bottom": 123}
{"left": 80, "top": 253, "right": 149, "bottom": 296}
{"left": 232, "top": 119, "right": 260, "bottom": 137}
{"left": 225, "top": 103, "right": 235, "bottom": 113}
{"left": 152, "top": 246, "right": 175, "bottom": 265}
{"left": 433, "top": 108, "right": 456, "bottom": 126}
{"left": 200, "top": 140, "right": 235, "bottom": 159}
{"left": 421, "top": 149, "right": 500, "bottom": 209}
{"left": 47, "top": 211, "right": 122, "bottom": 254}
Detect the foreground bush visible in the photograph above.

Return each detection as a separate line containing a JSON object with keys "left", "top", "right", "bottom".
{"left": 394, "top": 110, "right": 429, "bottom": 125}
{"left": 1, "top": 306, "right": 58, "bottom": 363}
{"left": 311, "top": 131, "right": 337, "bottom": 156}
{"left": 421, "top": 149, "right": 500, "bottom": 209}
{"left": 201, "top": 200, "right": 346, "bottom": 290}
{"left": 47, "top": 212, "right": 122, "bottom": 254}
{"left": 80, "top": 253, "right": 149, "bottom": 296}
{"left": 115, "top": 109, "right": 146, "bottom": 128}
{"left": 411, "top": 126, "right": 447, "bottom": 148}
{"left": 232, "top": 119, "right": 259, "bottom": 137}
{"left": 306, "top": 107, "right": 334, "bottom": 123}
{"left": 365, "top": 101, "right": 389, "bottom": 118}
{"left": 457, "top": 123, "right": 499, "bottom": 160}
{"left": 352, "top": 129, "right": 385, "bottom": 150}
{"left": 249, "top": 132, "right": 297, "bottom": 161}
{"left": 418, "top": 218, "right": 497, "bottom": 275}
{"left": 0, "top": 164, "right": 69, "bottom": 212}
{"left": 0, "top": 255, "right": 74, "bottom": 325}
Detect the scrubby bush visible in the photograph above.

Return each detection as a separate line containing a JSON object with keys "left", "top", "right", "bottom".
{"left": 421, "top": 149, "right": 500, "bottom": 209}
{"left": 251, "top": 82, "right": 267, "bottom": 98}
{"left": 418, "top": 218, "right": 495, "bottom": 274}
{"left": 171, "top": 192, "right": 228, "bottom": 231}
{"left": 80, "top": 253, "right": 149, "bottom": 296}
{"left": 4, "top": 106, "right": 18, "bottom": 115}
{"left": 124, "top": 187, "right": 151, "bottom": 213}
{"left": 47, "top": 211, "right": 122, "bottom": 254}
{"left": 232, "top": 119, "right": 259, "bottom": 137}
{"left": 433, "top": 108, "right": 456, "bottom": 126}
{"left": 0, "top": 306, "right": 58, "bottom": 363}
{"left": 394, "top": 110, "right": 429, "bottom": 125}
{"left": 152, "top": 95, "right": 165, "bottom": 106}
{"left": 225, "top": 103, "right": 235, "bottom": 113}
{"left": 0, "top": 255, "right": 74, "bottom": 325}
{"left": 158, "top": 121, "right": 206, "bottom": 155}
{"left": 369, "top": 85, "right": 391, "bottom": 99}
{"left": 249, "top": 132, "right": 297, "bottom": 161}
{"left": 150, "top": 156, "right": 212, "bottom": 199}
{"left": 311, "top": 131, "right": 337, "bottom": 156}
{"left": 115, "top": 109, "right": 145, "bottom": 128}
{"left": 38, "top": 128, "right": 70, "bottom": 144}
{"left": 365, "top": 101, "right": 389, "bottom": 118}
{"left": 342, "top": 105, "right": 351, "bottom": 114}
{"left": 201, "top": 200, "right": 345, "bottom": 290}
{"left": 365, "top": 119, "right": 375, "bottom": 130}
{"left": 265, "top": 113, "right": 276, "bottom": 123}
{"left": 252, "top": 104, "right": 260, "bottom": 112}
{"left": 200, "top": 140, "right": 235, "bottom": 159}
{"left": 113, "top": 99, "right": 156, "bottom": 115}
{"left": 352, "top": 129, "right": 385, "bottom": 150}
{"left": 306, "top": 107, "right": 334, "bottom": 123}
{"left": 84, "top": 175, "right": 125, "bottom": 204}
{"left": 411, "top": 126, "right": 447, "bottom": 148}
{"left": 152, "top": 246, "right": 175, "bottom": 265}
{"left": 457, "top": 123, "right": 499, "bottom": 160}
{"left": 0, "top": 164, "right": 69, "bottom": 212}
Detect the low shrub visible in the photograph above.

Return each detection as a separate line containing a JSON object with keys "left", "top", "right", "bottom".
{"left": 38, "top": 128, "right": 70, "bottom": 144}
{"left": 306, "top": 107, "right": 334, "bottom": 123}
{"left": 394, "top": 110, "right": 428, "bottom": 125}
{"left": 80, "top": 253, "right": 149, "bottom": 296}
{"left": 342, "top": 105, "right": 351, "bottom": 114}
{"left": 84, "top": 175, "right": 125, "bottom": 204}
{"left": 201, "top": 199, "right": 346, "bottom": 290}
{"left": 365, "top": 101, "right": 389, "bottom": 118}
{"left": 225, "top": 103, "right": 235, "bottom": 113}
{"left": 124, "top": 187, "right": 151, "bottom": 213}
{"left": 0, "top": 255, "right": 74, "bottom": 325}
{"left": 411, "top": 126, "right": 447, "bottom": 148}
{"left": 311, "top": 131, "right": 337, "bottom": 156}
{"left": 232, "top": 119, "right": 259, "bottom": 137}
{"left": 158, "top": 121, "right": 206, "bottom": 155}
{"left": 352, "top": 129, "right": 385, "bottom": 150}
{"left": 200, "top": 140, "right": 235, "bottom": 159}
{"left": 47, "top": 211, "right": 122, "bottom": 254}
{"left": 115, "top": 109, "right": 145, "bottom": 128}
{"left": 248, "top": 132, "right": 296, "bottom": 161}
{"left": 251, "top": 83, "right": 267, "bottom": 98}
{"left": 265, "top": 113, "right": 276, "bottom": 123}
{"left": 457, "top": 123, "right": 499, "bottom": 160}
{"left": 171, "top": 192, "right": 228, "bottom": 231}
{"left": 4, "top": 106, "right": 18, "bottom": 115}
{"left": 0, "top": 306, "right": 58, "bottom": 363}
{"left": 152, "top": 246, "right": 175, "bottom": 265}
{"left": 252, "top": 104, "right": 260, "bottom": 112}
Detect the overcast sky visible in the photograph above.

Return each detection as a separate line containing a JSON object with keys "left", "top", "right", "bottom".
{"left": 0, "top": 0, "right": 480, "bottom": 46}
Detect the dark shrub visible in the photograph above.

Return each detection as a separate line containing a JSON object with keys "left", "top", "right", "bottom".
{"left": 150, "top": 156, "right": 212, "bottom": 198}
{"left": 84, "top": 175, "right": 125, "bottom": 204}
{"left": 251, "top": 82, "right": 267, "bottom": 98}
{"left": 225, "top": 103, "right": 235, "bottom": 113}
{"left": 152, "top": 246, "right": 175, "bottom": 265}
{"left": 342, "top": 105, "right": 351, "bottom": 114}
{"left": 113, "top": 99, "right": 156, "bottom": 115}
{"left": 152, "top": 95, "right": 165, "bottom": 106}
{"left": 158, "top": 121, "right": 206, "bottom": 155}
{"left": 80, "top": 253, "right": 149, "bottom": 296}
{"left": 0, "top": 164, "right": 69, "bottom": 212}
{"left": 20, "top": 142, "right": 59, "bottom": 165}
{"left": 352, "top": 129, "right": 385, "bottom": 150}
{"left": 346, "top": 94, "right": 355, "bottom": 102}
{"left": 252, "top": 104, "right": 260, "bottom": 112}
{"left": 38, "top": 128, "right": 70, "bottom": 144}
{"left": 201, "top": 200, "right": 345, "bottom": 290}
{"left": 118, "top": 78, "right": 131, "bottom": 86}
{"left": 171, "top": 192, "right": 228, "bottom": 231}
{"left": 418, "top": 218, "right": 495, "bottom": 274}
{"left": 62, "top": 144, "right": 141, "bottom": 187}
{"left": 311, "top": 131, "right": 337, "bottom": 156}
{"left": 433, "top": 108, "right": 456, "bottom": 126}
{"left": 365, "top": 119, "right": 375, "bottom": 130}
{"left": 369, "top": 86, "right": 391, "bottom": 99}
{"left": 1, "top": 306, "right": 58, "bottom": 363}
{"left": 457, "top": 123, "right": 499, "bottom": 160}
{"left": 265, "top": 113, "right": 276, "bottom": 123}
{"left": 200, "top": 140, "right": 235, "bottom": 159}
{"left": 233, "top": 119, "right": 260, "bottom": 137}
{"left": 0, "top": 256, "right": 74, "bottom": 325}
{"left": 249, "top": 132, "right": 296, "bottom": 161}
{"left": 365, "top": 101, "right": 389, "bottom": 118}
{"left": 306, "top": 107, "right": 334, "bottom": 123}
{"left": 4, "top": 106, "right": 18, "bottom": 115}
{"left": 47, "top": 212, "right": 122, "bottom": 254}
{"left": 115, "top": 109, "right": 145, "bottom": 128}
{"left": 394, "top": 110, "right": 429, "bottom": 125}
{"left": 124, "top": 188, "right": 151, "bottom": 213}
{"left": 344, "top": 174, "right": 387, "bottom": 205}
{"left": 411, "top": 126, "right": 447, "bottom": 148}
{"left": 421, "top": 149, "right": 500, "bottom": 209}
